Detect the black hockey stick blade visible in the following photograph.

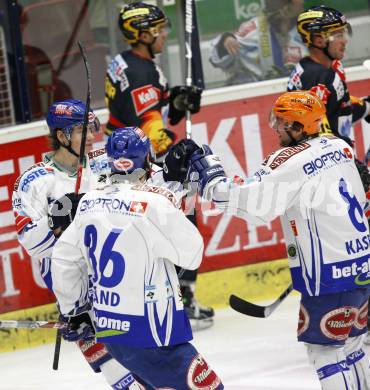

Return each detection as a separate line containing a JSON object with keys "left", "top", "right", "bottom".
{"left": 229, "top": 284, "right": 293, "bottom": 318}
{"left": 52, "top": 328, "right": 62, "bottom": 370}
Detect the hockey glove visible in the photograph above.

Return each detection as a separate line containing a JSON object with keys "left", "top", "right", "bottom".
{"left": 48, "top": 192, "right": 85, "bottom": 235}
{"left": 163, "top": 139, "right": 201, "bottom": 183}
{"left": 188, "top": 145, "right": 226, "bottom": 196}
{"left": 60, "top": 307, "right": 95, "bottom": 342}
{"left": 168, "top": 86, "right": 202, "bottom": 126}
{"left": 363, "top": 96, "right": 370, "bottom": 123}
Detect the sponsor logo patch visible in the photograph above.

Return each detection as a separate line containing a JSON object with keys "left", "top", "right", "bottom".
{"left": 20, "top": 167, "right": 54, "bottom": 192}
{"left": 187, "top": 354, "right": 221, "bottom": 390}
{"left": 320, "top": 306, "right": 356, "bottom": 341}
{"left": 297, "top": 303, "right": 309, "bottom": 336}
{"left": 353, "top": 301, "right": 369, "bottom": 330}
{"left": 132, "top": 184, "right": 180, "bottom": 208}
{"left": 303, "top": 148, "right": 351, "bottom": 176}
{"left": 269, "top": 143, "right": 311, "bottom": 170}
{"left": 131, "top": 85, "right": 160, "bottom": 116}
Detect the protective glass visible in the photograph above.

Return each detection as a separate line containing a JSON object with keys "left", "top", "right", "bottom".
{"left": 328, "top": 25, "right": 352, "bottom": 42}
{"left": 269, "top": 111, "right": 294, "bottom": 132}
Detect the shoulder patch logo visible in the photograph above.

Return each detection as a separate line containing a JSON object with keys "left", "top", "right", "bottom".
{"left": 269, "top": 143, "right": 311, "bottom": 170}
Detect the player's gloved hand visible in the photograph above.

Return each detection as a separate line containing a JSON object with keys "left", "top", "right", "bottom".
{"left": 60, "top": 306, "right": 95, "bottom": 342}
{"left": 48, "top": 192, "right": 85, "bottom": 235}
{"left": 355, "top": 158, "right": 370, "bottom": 192}
{"left": 188, "top": 145, "right": 226, "bottom": 196}
{"left": 163, "top": 139, "right": 201, "bottom": 183}
{"left": 362, "top": 95, "right": 370, "bottom": 123}
{"left": 168, "top": 86, "right": 202, "bottom": 126}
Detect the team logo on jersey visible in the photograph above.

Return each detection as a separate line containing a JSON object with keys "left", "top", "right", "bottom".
{"left": 131, "top": 85, "right": 161, "bottom": 116}
{"left": 186, "top": 354, "right": 221, "bottom": 390}
{"left": 353, "top": 301, "right": 369, "bottom": 330}
{"left": 287, "top": 244, "right": 297, "bottom": 259}
{"left": 297, "top": 303, "right": 309, "bottom": 336}
{"left": 320, "top": 307, "right": 357, "bottom": 341}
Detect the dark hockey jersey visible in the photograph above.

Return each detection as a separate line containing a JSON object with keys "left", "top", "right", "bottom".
{"left": 105, "top": 50, "right": 172, "bottom": 155}
{"left": 287, "top": 57, "right": 367, "bottom": 139}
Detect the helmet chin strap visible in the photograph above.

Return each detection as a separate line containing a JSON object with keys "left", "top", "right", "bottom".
{"left": 311, "top": 39, "right": 336, "bottom": 61}
{"left": 60, "top": 142, "right": 80, "bottom": 158}
{"left": 139, "top": 35, "right": 157, "bottom": 59}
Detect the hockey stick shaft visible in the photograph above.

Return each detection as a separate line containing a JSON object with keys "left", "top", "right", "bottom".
{"left": 0, "top": 320, "right": 67, "bottom": 329}
{"left": 184, "top": 0, "right": 193, "bottom": 140}
{"left": 51, "top": 41, "right": 91, "bottom": 370}
{"left": 229, "top": 284, "right": 293, "bottom": 318}
{"left": 75, "top": 41, "right": 91, "bottom": 194}
{"left": 362, "top": 60, "right": 370, "bottom": 163}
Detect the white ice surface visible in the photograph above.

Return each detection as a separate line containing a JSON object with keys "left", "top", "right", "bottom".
{"left": 0, "top": 294, "right": 369, "bottom": 390}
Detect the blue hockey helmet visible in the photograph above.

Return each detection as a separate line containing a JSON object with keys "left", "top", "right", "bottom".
{"left": 106, "top": 127, "right": 150, "bottom": 174}
{"left": 46, "top": 99, "right": 100, "bottom": 139}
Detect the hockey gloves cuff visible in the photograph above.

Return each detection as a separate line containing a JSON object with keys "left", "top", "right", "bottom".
{"left": 168, "top": 85, "right": 202, "bottom": 125}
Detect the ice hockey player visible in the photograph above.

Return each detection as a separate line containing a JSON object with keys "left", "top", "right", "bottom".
{"left": 50, "top": 127, "right": 224, "bottom": 389}
{"left": 105, "top": 1, "right": 214, "bottom": 330}
{"left": 287, "top": 5, "right": 370, "bottom": 141}
{"left": 12, "top": 100, "right": 149, "bottom": 389}
{"left": 166, "top": 90, "right": 370, "bottom": 390}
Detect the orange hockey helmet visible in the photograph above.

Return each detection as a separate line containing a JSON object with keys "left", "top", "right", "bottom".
{"left": 270, "top": 90, "right": 326, "bottom": 135}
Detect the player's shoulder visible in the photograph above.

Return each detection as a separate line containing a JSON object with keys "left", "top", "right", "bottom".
{"left": 13, "top": 162, "right": 55, "bottom": 193}
{"left": 130, "top": 183, "right": 181, "bottom": 209}
{"left": 301, "top": 57, "right": 335, "bottom": 81}
{"left": 88, "top": 147, "right": 110, "bottom": 175}
{"left": 262, "top": 142, "right": 312, "bottom": 171}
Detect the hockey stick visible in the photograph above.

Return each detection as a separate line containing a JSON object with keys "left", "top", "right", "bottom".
{"left": 74, "top": 40, "right": 91, "bottom": 194}
{"left": 362, "top": 59, "right": 370, "bottom": 164}
{"left": 0, "top": 320, "right": 67, "bottom": 329}
{"left": 229, "top": 284, "right": 293, "bottom": 318}
{"left": 184, "top": 0, "right": 193, "bottom": 140}
{"left": 52, "top": 41, "right": 91, "bottom": 370}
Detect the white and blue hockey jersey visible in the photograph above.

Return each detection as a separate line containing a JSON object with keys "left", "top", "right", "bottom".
{"left": 207, "top": 136, "right": 370, "bottom": 296}
{"left": 51, "top": 181, "right": 203, "bottom": 348}
{"left": 11, "top": 149, "right": 110, "bottom": 286}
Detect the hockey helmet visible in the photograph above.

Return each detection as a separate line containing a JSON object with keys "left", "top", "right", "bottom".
{"left": 46, "top": 99, "right": 100, "bottom": 139}
{"left": 106, "top": 127, "right": 150, "bottom": 174}
{"left": 297, "top": 5, "right": 351, "bottom": 47}
{"left": 118, "top": 2, "right": 169, "bottom": 44}
{"left": 270, "top": 91, "right": 326, "bottom": 135}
